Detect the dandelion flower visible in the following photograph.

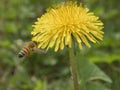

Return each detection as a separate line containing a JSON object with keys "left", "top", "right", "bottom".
{"left": 31, "top": 1, "right": 104, "bottom": 52}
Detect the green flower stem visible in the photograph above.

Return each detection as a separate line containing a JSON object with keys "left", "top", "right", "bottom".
{"left": 69, "top": 44, "right": 79, "bottom": 90}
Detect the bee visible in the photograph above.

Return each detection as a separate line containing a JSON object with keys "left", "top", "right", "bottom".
{"left": 18, "top": 41, "right": 41, "bottom": 58}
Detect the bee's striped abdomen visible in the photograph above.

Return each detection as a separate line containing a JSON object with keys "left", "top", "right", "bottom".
{"left": 18, "top": 47, "right": 30, "bottom": 58}
{"left": 18, "top": 50, "right": 25, "bottom": 58}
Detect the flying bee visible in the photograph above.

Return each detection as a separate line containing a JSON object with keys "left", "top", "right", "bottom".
{"left": 18, "top": 41, "right": 46, "bottom": 58}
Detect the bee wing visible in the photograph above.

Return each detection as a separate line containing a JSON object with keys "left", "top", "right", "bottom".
{"left": 33, "top": 48, "right": 47, "bottom": 54}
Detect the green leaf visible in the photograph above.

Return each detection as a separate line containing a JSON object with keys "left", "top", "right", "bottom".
{"left": 76, "top": 56, "right": 112, "bottom": 83}
{"left": 76, "top": 52, "right": 112, "bottom": 90}
{"left": 86, "top": 82, "right": 110, "bottom": 90}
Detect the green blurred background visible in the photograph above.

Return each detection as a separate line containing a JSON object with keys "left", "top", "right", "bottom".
{"left": 0, "top": 0, "right": 120, "bottom": 90}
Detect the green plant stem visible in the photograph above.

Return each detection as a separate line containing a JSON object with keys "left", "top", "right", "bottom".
{"left": 69, "top": 44, "right": 79, "bottom": 90}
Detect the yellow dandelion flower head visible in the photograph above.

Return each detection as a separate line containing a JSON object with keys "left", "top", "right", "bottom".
{"left": 31, "top": 1, "right": 104, "bottom": 52}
